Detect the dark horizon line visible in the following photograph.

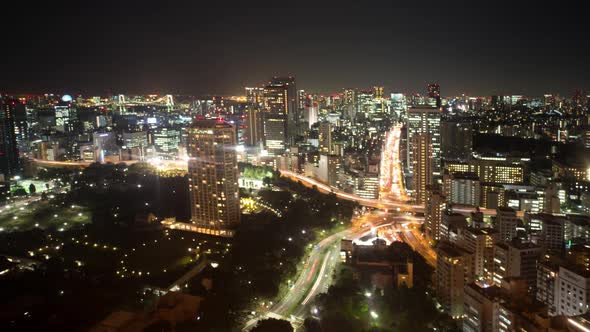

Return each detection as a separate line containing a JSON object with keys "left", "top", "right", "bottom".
{"left": 2, "top": 87, "right": 587, "bottom": 99}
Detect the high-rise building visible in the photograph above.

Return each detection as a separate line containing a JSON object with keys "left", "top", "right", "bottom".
{"left": 318, "top": 121, "right": 333, "bottom": 154}
{"left": 54, "top": 102, "right": 78, "bottom": 133}
{"left": 436, "top": 241, "right": 474, "bottom": 318}
{"left": 152, "top": 128, "right": 181, "bottom": 160}
{"left": 356, "top": 90, "right": 374, "bottom": 116}
{"left": 495, "top": 207, "right": 518, "bottom": 242}
{"left": 537, "top": 214, "right": 565, "bottom": 253}
{"left": 426, "top": 188, "right": 446, "bottom": 240}
{"left": 343, "top": 88, "right": 356, "bottom": 105}
{"left": 343, "top": 89, "right": 357, "bottom": 121}
{"left": 92, "top": 132, "right": 117, "bottom": 163}
{"left": 122, "top": 131, "right": 148, "bottom": 150}
{"left": 465, "top": 281, "right": 563, "bottom": 331}
{"left": 555, "top": 265, "right": 590, "bottom": 316}
{"left": 406, "top": 107, "right": 441, "bottom": 177}
{"left": 263, "top": 83, "right": 288, "bottom": 115}
{"left": 536, "top": 260, "right": 560, "bottom": 315}
{"left": 8, "top": 99, "right": 28, "bottom": 154}
{"left": 318, "top": 154, "right": 340, "bottom": 187}
{"left": 187, "top": 120, "right": 240, "bottom": 236}
{"left": 0, "top": 98, "right": 20, "bottom": 177}
{"left": 263, "top": 114, "right": 287, "bottom": 156}
{"left": 427, "top": 83, "right": 440, "bottom": 98}
{"left": 297, "top": 89, "right": 306, "bottom": 110}
{"left": 373, "top": 86, "right": 384, "bottom": 100}
{"left": 244, "top": 107, "right": 263, "bottom": 147}
{"left": 463, "top": 283, "right": 502, "bottom": 332}
{"left": 264, "top": 76, "right": 298, "bottom": 126}
{"left": 457, "top": 227, "right": 499, "bottom": 283}
{"left": 270, "top": 76, "right": 297, "bottom": 116}
{"left": 443, "top": 171, "right": 480, "bottom": 206}
{"left": 261, "top": 77, "right": 297, "bottom": 154}
{"left": 564, "top": 214, "right": 590, "bottom": 244}
{"left": 427, "top": 83, "right": 441, "bottom": 108}
{"left": 441, "top": 121, "right": 472, "bottom": 161}
{"left": 304, "top": 104, "right": 319, "bottom": 129}
{"left": 492, "top": 241, "right": 541, "bottom": 291}
{"left": 121, "top": 131, "right": 148, "bottom": 160}
{"left": 245, "top": 87, "right": 264, "bottom": 107}
{"left": 390, "top": 93, "right": 407, "bottom": 118}
{"left": 444, "top": 157, "right": 525, "bottom": 186}
{"left": 346, "top": 171, "right": 380, "bottom": 199}
{"left": 412, "top": 133, "right": 434, "bottom": 204}
{"left": 478, "top": 157, "right": 524, "bottom": 184}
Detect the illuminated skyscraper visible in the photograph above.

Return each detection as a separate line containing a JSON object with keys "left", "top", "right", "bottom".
{"left": 390, "top": 93, "right": 407, "bottom": 118}
{"left": 263, "top": 83, "right": 288, "bottom": 115}
{"left": 356, "top": 90, "right": 374, "bottom": 116}
{"left": 122, "top": 131, "right": 148, "bottom": 160}
{"left": 270, "top": 76, "right": 298, "bottom": 122}
{"left": 343, "top": 88, "right": 356, "bottom": 105}
{"left": 0, "top": 98, "right": 20, "bottom": 177}
{"left": 245, "top": 87, "right": 264, "bottom": 107}
{"left": 373, "top": 86, "right": 384, "bottom": 100}
{"left": 152, "top": 128, "right": 180, "bottom": 160}
{"left": 413, "top": 133, "right": 434, "bottom": 204}
{"left": 263, "top": 114, "right": 287, "bottom": 156}
{"left": 54, "top": 102, "right": 78, "bottom": 133}
{"left": 262, "top": 78, "right": 295, "bottom": 154}
{"left": 297, "top": 89, "right": 306, "bottom": 110}
{"left": 304, "top": 104, "right": 318, "bottom": 129}
{"left": 188, "top": 120, "right": 240, "bottom": 236}
{"left": 406, "top": 107, "right": 441, "bottom": 177}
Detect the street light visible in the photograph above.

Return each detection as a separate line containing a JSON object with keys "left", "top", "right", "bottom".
{"left": 370, "top": 311, "right": 378, "bottom": 319}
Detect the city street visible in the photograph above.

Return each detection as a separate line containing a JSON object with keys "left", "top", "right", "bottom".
{"left": 399, "top": 223, "right": 437, "bottom": 266}
{"left": 380, "top": 124, "right": 408, "bottom": 202}
{"left": 279, "top": 170, "right": 423, "bottom": 212}
{"left": 243, "top": 211, "right": 391, "bottom": 330}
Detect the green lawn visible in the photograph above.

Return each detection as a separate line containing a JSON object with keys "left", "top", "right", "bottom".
{"left": 0, "top": 200, "right": 90, "bottom": 232}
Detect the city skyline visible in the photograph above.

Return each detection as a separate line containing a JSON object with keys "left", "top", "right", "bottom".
{"left": 1, "top": 2, "right": 588, "bottom": 96}
{"left": 4, "top": 2, "right": 590, "bottom": 331}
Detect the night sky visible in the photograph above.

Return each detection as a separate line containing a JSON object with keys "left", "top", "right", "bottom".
{"left": 1, "top": 2, "right": 588, "bottom": 96}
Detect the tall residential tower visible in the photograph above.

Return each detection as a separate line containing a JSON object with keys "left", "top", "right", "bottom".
{"left": 187, "top": 120, "right": 240, "bottom": 236}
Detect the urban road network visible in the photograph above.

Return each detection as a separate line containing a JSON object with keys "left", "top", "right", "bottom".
{"left": 243, "top": 126, "right": 436, "bottom": 329}
{"left": 29, "top": 126, "right": 454, "bottom": 329}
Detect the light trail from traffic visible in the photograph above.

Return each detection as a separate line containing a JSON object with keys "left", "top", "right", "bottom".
{"left": 380, "top": 124, "right": 408, "bottom": 201}
{"left": 31, "top": 158, "right": 188, "bottom": 171}
{"left": 279, "top": 170, "right": 423, "bottom": 212}
{"left": 243, "top": 212, "right": 392, "bottom": 331}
